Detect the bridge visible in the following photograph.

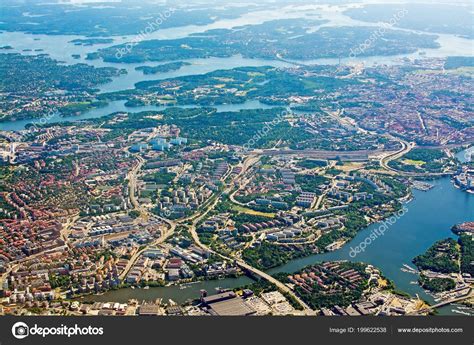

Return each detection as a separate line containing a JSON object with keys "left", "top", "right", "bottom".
{"left": 379, "top": 138, "right": 455, "bottom": 177}
{"left": 408, "top": 290, "right": 473, "bottom": 315}
{"left": 183, "top": 156, "right": 314, "bottom": 313}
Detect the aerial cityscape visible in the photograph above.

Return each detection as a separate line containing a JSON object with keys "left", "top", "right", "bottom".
{"left": 0, "top": 0, "right": 473, "bottom": 320}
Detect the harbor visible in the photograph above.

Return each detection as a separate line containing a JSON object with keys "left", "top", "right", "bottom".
{"left": 411, "top": 181, "right": 434, "bottom": 191}
{"left": 83, "top": 175, "right": 474, "bottom": 314}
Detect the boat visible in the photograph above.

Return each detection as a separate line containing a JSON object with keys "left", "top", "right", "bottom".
{"left": 403, "top": 264, "right": 417, "bottom": 272}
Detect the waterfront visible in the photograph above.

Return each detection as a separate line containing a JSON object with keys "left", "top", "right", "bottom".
{"left": 0, "top": 99, "right": 274, "bottom": 131}
{"left": 81, "top": 176, "right": 474, "bottom": 312}
{"left": 268, "top": 177, "right": 473, "bottom": 303}
{"left": 1, "top": 1, "right": 473, "bottom": 132}
{"left": 81, "top": 276, "right": 253, "bottom": 305}
{"left": 1, "top": 1, "right": 473, "bottom": 317}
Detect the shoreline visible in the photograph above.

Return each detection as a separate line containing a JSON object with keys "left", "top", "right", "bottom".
{"left": 75, "top": 184, "right": 417, "bottom": 303}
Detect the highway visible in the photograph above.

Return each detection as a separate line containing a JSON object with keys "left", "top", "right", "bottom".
{"left": 379, "top": 138, "right": 413, "bottom": 173}
{"left": 313, "top": 174, "right": 337, "bottom": 211}
{"left": 228, "top": 156, "right": 259, "bottom": 206}
{"left": 180, "top": 155, "right": 314, "bottom": 313}
{"left": 379, "top": 137, "right": 455, "bottom": 177}
{"left": 119, "top": 216, "right": 176, "bottom": 281}
{"left": 118, "top": 141, "right": 456, "bottom": 312}
{"left": 127, "top": 155, "right": 146, "bottom": 218}
{"left": 127, "top": 128, "right": 162, "bottom": 219}
{"left": 186, "top": 217, "right": 313, "bottom": 312}
{"left": 120, "top": 148, "right": 177, "bottom": 280}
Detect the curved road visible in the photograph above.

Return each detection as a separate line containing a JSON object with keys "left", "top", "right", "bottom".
{"left": 120, "top": 152, "right": 177, "bottom": 280}
{"left": 379, "top": 138, "right": 412, "bottom": 173}
{"left": 379, "top": 138, "right": 453, "bottom": 177}
{"left": 119, "top": 217, "right": 176, "bottom": 281}
{"left": 181, "top": 155, "right": 314, "bottom": 313}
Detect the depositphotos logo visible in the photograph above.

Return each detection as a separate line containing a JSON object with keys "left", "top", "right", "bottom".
{"left": 12, "top": 321, "right": 104, "bottom": 339}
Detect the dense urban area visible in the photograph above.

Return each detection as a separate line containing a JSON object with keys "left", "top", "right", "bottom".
{"left": 0, "top": 0, "right": 472, "bottom": 317}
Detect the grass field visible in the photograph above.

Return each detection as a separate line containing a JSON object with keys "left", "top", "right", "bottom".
{"left": 231, "top": 204, "right": 275, "bottom": 218}
{"left": 402, "top": 159, "right": 425, "bottom": 166}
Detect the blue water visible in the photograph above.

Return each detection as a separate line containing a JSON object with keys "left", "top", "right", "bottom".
{"left": 2, "top": 12, "right": 473, "bottom": 309}
{"left": 268, "top": 177, "right": 474, "bottom": 303}
{"left": 0, "top": 99, "right": 274, "bottom": 131}
{"left": 84, "top": 176, "right": 473, "bottom": 307}
{"left": 81, "top": 276, "right": 253, "bottom": 304}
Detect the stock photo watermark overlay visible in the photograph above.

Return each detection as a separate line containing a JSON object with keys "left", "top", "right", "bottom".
{"left": 158, "top": 208, "right": 172, "bottom": 219}
{"left": 11, "top": 321, "right": 104, "bottom": 339}
{"left": 232, "top": 109, "right": 288, "bottom": 160}
{"left": 463, "top": 147, "right": 473, "bottom": 162}
{"left": 20, "top": 107, "right": 60, "bottom": 140}
{"left": 348, "top": 8, "right": 408, "bottom": 60}
{"left": 115, "top": 8, "right": 176, "bottom": 60}
{"left": 349, "top": 204, "right": 409, "bottom": 258}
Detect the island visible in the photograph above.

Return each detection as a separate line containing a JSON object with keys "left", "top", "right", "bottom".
{"left": 135, "top": 62, "right": 191, "bottom": 75}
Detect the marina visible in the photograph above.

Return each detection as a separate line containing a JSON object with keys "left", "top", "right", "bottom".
{"left": 0, "top": 0, "right": 472, "bottom": 321}
{"left": 83, "top": 173, "right": 474, "bottom": 314}
{"left": 411, "top": 181, "right": 434, "bottom": 191}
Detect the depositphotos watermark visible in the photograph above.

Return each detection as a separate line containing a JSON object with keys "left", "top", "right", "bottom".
{"left": 349, "top": 8, "right": 408, "bottom": 59}
{"left": 349, "top": 205, "right": 408, "bottom": 258}
{"left": 115, "top": 8, "right": 175, "bottom": 60}
{"left": 464, "top": 147, "right": 473, "bottom": 162}
{"left": 20, "top": 107, "right": 60, "bottom": 140}
{"left": 12, "top": 321, "right": 104, "bottom": 339}
{"left": 159, "top": 208, "right": 172, "bottom": 218}
{"left": 232, "top": 110, "right": 288, "bottom": 160}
